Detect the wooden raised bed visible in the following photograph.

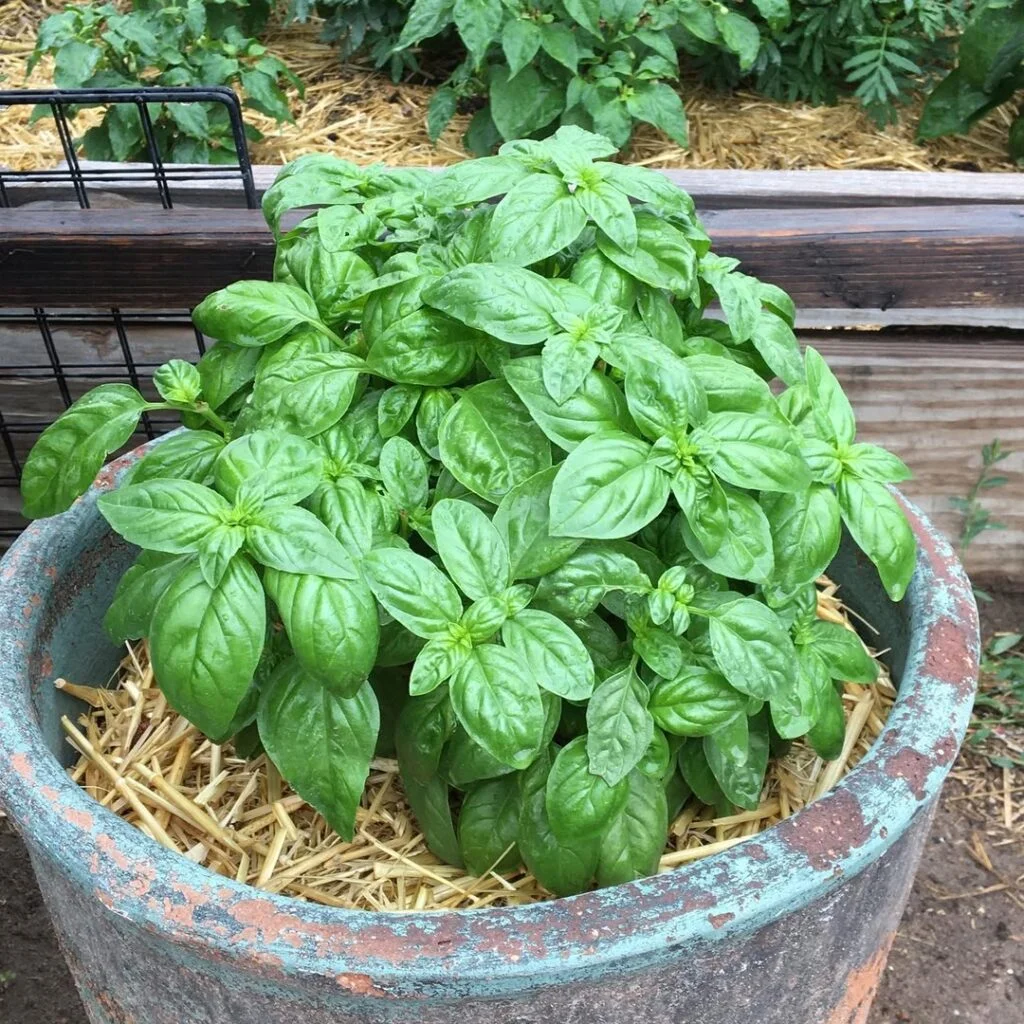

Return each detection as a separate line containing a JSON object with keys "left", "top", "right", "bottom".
{"left": 1, "top": 167, "right": 1022, "bottom": 585}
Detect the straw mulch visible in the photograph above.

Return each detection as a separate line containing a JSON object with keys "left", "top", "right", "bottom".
{"left": 0, "top": 0, "right": 1020, "bottom": 173}
{"left": 57, "top": 581, "right": 896, "bottom": 911}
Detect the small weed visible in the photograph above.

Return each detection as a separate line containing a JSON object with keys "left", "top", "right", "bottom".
{"left": 969, "top": 632, "right": 1024, "bottom": 769}
{"left": 950, "top": 439, "right": 1011, "bottom": 602}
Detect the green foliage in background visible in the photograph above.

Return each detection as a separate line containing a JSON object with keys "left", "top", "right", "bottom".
{"left": 28, "top": 0, "right": 302, "bottom": 163}
{"left": 920, "top": 0, "right": 1024, "bottom": 162}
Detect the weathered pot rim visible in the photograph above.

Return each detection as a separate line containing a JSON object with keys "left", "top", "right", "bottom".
{"left": 0, "top": 441, "right": 979, "bottom": 997}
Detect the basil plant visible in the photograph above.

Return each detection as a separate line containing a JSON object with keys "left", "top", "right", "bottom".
{"left": 22, "top": 127, "right": 915, "bottom": 896}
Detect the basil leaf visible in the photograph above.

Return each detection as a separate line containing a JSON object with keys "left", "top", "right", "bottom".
{"left": 432, "top": 155, "right": 529, "bottom": 205}
{"left": 196, "top": 342, "right": 262, "bottom": 411}
{"left": 681, "top": 488, "right": 774, "bottom": 584}
{"left": 706, "top": 597, "right": 799, "bottom": 702}
{"left": 439, "top": 380, "right": 552, "bottom": 503}
{"left": 677, "top": 738, "right": 729, "bottom": 810}
{"left": 380, "top": 436, "right": 429, "bottom": 511}
{"left": 450, "top": 645, "right": 546, "bottom": 770}
{"left": 586, "top": 664, "right": 654, "bottom": 786}
{"left": 395, "top": 687, "right": 455, "bottom": 784}
{"left": 577, "top": 178, "right": 637, "bottom": 253}
{"left": 502, "top": 609, "right": 596, "bottom": 700}
{"left": 193, "top": 280, "right": 324, "bottom": 347}
{"left": 837, "top": 476, "right": 916, "bottom": 602}
{"left": 258, "top": 659, "right": 378, "bottom": 840}
{"left": 684, "top": 354, "right": 777, "bottom": 417}
{"left": 704, "top": 713, "right": 769, "bottom": 810}
{"left": 423, "top": 264, "right": 563, "bottom": 344}
{"left": 596, "top": 769, "right": 669, "bottom": 886}
{"left": 129, "top": 431, "right": 225, "bottom": 487}
{"left": 493, "top": 466, "right": 583, "bottom": 579}
{"left": 432, "top": 498, "right": 511, "bottom": 600}
{"left": 504, "top": 356, "right": 635, "bottom": 452}
{"left": 751, "top": 309, "right": 804, "bottom": 386}
{"left": 489, "top": 171, "right": 588, "bottom": 266}
{"left": 306, "top": 477, "right": 377, "bottom": 558}
{"left": 518, "top": 750, "right": 599, "bottom": 896}
{"left": 366, "top": 309, "right": 478, "bottom": 386}
{"left": 98, "top": 479, "right": 228, "bottom": 553}
{"left": 532, "top": 543, "right": 648, "bottom": 618}
{"left": 843, "top": 443, "right": 913, "bottom": 484}
{"left": 805, "top": 346, "right": 856, "bottom": 446}
{"left": 253, "top": 350, "right": 364, "bottom": 437}
{"left": 761, "top": 485, "right": 842, "bottom": 592}
{"left": 546, "top": 735, "right": 629, "bottom": 839}
{"left": 264, "top": 570, "right": 379, "bottom": 695}
{"left": 363, "top": 547, "right": 463, "bottom": 639}
{"left": 771, "top": 649, "right": 830, "bottom": 740}
{"left": 624, "top": 351, "right": 707, "bottom": 438}
{"left": 377, "top": 384, "right": 421, "bottom": 438}
{"left": 150, "top": 555, "right": 265, "bottom": 741}
{"left": 410, "top": 637, "right": 472, "bottom": 696}
{"left": 549, "top": 431, "right": 670, "bottom": 539}
{"left": 597, "top": 212, "right": 697, "bottom": 294}
{"left": 807, "top": 684, "right": 846, "bottom": 761}
{"left": 104, "top": 550, "right": 191, "bottom": 643}
{"left": 692, "top": 412, "right": 811, "bottom": 493}
{"left": 541, "top": 333, "right": 601, "bottom": 404}
{"left": 458, "top": 776, "right": 522, "bottom": 875}
{"left": 805, "top": 620, "right": 878, "bottom": 684}
{"left": 570, "top": 248, "right": 638, "bottom": 309}
{"left": 215, "top": 430, "right": 325, "bottom": 505}
{"left": 632, "top": 624, "right": 684, "bottom": 679}
{"left": 244, "top": 505, "right": 356, "bottom": 578}
{"left": 21, "top": 384, "right": 147, "bottom": 519}
{"left": 671, "top": 467, "right": 730, "bottom": 557}
{"left": 649, "top": 666, "right": 747, "bottom": 737}
{"left": 415, "top": 388, "right": 454, "bottom": 460}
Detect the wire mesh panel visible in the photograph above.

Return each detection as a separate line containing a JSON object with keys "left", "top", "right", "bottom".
{"left": 0, "top": 86, "right": 259, "bottom": 544}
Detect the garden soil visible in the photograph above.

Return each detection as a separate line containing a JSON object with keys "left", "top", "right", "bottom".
{"left": 2, "top": 599, "right": 1023, "bottom": 1024}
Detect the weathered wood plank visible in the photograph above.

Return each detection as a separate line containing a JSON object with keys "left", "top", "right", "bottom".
{"left": 6, "top": 163, "right": 1024, "bottom": 210}
{"left": 3, "top": 206, "right": 1024, "bottom": 314}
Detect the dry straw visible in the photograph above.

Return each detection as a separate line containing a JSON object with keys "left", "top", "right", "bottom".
{"left": 58, "top": 581, "right": 897, "bottom": 911}
{"left": 0, "top": 0, "right": 1020, "bottom": 174}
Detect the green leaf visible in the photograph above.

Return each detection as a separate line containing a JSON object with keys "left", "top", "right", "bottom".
{"left": 454, "top": 0, "right": 504, "bottom": 66}
{"left": 518, "top": 750, "right": 599, "bottom": 895}
{"left": 380, "top": 436, "right": 429, "bottom": 510}
{"left": 805, "top": 621, "right": 878, "bottom": 684}
{"left": 570, "top": 248, "right": 638, "bottom": 308}
{"left": 432, "top": 498, "right": 511, "bottom": 599}
{"left": 150, "top": 555, "right": 265, "bottom": 741}
{"left": 365, "top": 308, "right": 478, "bottom": 387}
{"left": 502, "top": 609, "right": 596, "bottom": 700}
{"left": 377, "top": 384, "right": 421, "bottom": 439}
{"left": 306, "top": 477, "right": 377, "bottom": 558}
{"left": 438, "top": 380, "right": 552, "bottom": 503}
{"left": 193, "top": 281, "right": 323, "bottom": 347}
{"left": 104, "top": 550, "right": 191, "bottom": 643}
{"left": 714, "top": 8, "right": 762, "bottom": 71}
{"left": 761, "top": 485, "right": 842, "bottom": 592}
{"left": 751, "top": 310, "right": 804, "bottom": 386}
{"left": 245, "top": 505, "right": 358, "bottom": 579}
{"left": 623, "top": 351, "right": 706, "bottom": 439}
{"left": 427, "top": 86, "right": 458, "bottom": 143}
{"left": 258, "top": 660, "right": 378, "bottom": 840}
{"left": 624, "top": 82, "right": 688, "bottom": 147}
{"left": 264, "top": 571, "right": 379, "bottom": 694}
{"left": 397, "top": 0, "right": 453, "bottom": 47}
{"left": 54, "top": 39, "right": 101, "bottom": 88}
{"left": 649, "top": 666, "right": 747, "bottom": 737}
{"left": 692, "top": 412, "right": 810, "bottom": 492}
{"left": 805, "top": 346, "right": 856, "bottom": 446}
{"left": 431, "top": 156, "right": 529, "bottom": 206}
{"left": 677, "top": 738, "right": 728, "bottom": 809}
{"left": 214, "top": 430, "right": 325, "bottom": 505}
{"left": 532, "top": 543, "right": 648, "bottom": 618}
{"left": 751, "top": 0, "right": 790, "bottom": 30}
{"left": 504, "top": 356, "right": 635, "bottom": 453}
{"left": 549, "top": 431, "right": 670, "bottom": 539}
{"left": 706, "top": 598, "right": 798, "bottom": 702}
{"left": 410, "top": 637, "right": 472, "bottom": 696}
{"left": 539, "top": 22, "right": 579, "bottom": 72}
{"left": 671, "top": 467, "right": 729, "bottom": 557}
{"left": 704, "top": 713, "right": 768, "bottom": 810}
{"left": 450, "top": 645, "right": 545, "bottom": 769}
{"left": 489, "top": 66, "right": 564, "bottom": 145}
{"left": 167, "top": 101, "right": 210, "bottom": 140}
{"left": 682, "top": 488, "right": 774, "bottom": 584}
{"left": 502, "top": 19, "right": 543, "bottom": 77}
{"left": 363, "top": 547, "right": 463, "bottom": 638}
{"left": 21, "top": 384, "right": 147, "bottom": 519}
{"left": 458, "top": 776, "right": 522, "bottom": 874}
{"left": 423, "top": 264, "right": 563, "bottom": 344}
{"left": 129, "top": 432, "right": 225, "bottom": 487}
{"left": 546, "top": 735, "right": 629, "bottom": 839}
{"left": 196, "top": 342, "right": 262, "bottom": 411}
{"left": 837, "top": 476, "right": 916, "bottom": 602}
{"left": 416, "top": 388, "right": 454, "bottom": 460}
{"left": 807, "top": 684, "right": 845, "bottom": 760}
{"left": 253, "top": 350, "right": 364, "bottom": 437}
{"left": 586, "top": 664, "right": 654, "bottom": 786}
{"left": 597, "top": 212, "right": 696, "bottom": 294}
{"left": 541, "top": 333, "right": 601, "bottom": 404}
{"left": 493, "top": 466, "right": 583, "bottom": 579}
{"left": 843, "top": 444, "right": 912, "bottom": 484}
{"left": 396, "top": 688, "right": 454, "bottom": 784}
{"left": 596, "top": 769, "right": 669, "bottom": 886}
{"left": 98, "top": 479, "right": 228, "bottom": 553}
{"left": 489, "top": 171, "right": 588, "bottom": 266}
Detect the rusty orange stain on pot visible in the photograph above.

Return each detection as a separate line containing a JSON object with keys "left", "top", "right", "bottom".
{"left": 825, "top": 932, "right": 896, "bottom": 1024}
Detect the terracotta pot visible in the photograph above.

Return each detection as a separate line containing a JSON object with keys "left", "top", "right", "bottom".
{"left": 0, "top": 441, "right": 979, "bottom": 1024}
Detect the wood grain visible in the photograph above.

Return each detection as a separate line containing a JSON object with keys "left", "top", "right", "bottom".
{"left": 3, "top": 206, "right": 1024, "bottom": 314}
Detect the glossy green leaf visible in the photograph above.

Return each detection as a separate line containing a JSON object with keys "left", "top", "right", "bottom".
{"left": 193, "top": 281, "right": 324, "bottom": 347}
{"left": 649, "top": 666, "right": 747, "bottom": 737}
{"left": 363, "top": 547, "right": 463, "bottom": 638}
{"left": 586, "top": 664, "right": 654, "bottom": 786}
{"left": 706, "top": 598, "right": 798, "bottom": 702}
{"left": 502, "top": 609, "right": 596, "bottom": 700}
{"left": 432, "top": 498, "right": 511, "bottom": 599}
{"left": 459, "top": 776, "right": 522, "bottom": 874}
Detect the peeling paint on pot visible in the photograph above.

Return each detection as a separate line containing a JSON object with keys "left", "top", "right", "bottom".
{"left": 0, "top": 441, "right": 979, "bottom": 1024}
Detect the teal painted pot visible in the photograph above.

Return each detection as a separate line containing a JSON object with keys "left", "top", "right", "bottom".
{"left": 0, "top": 441, "right": 979, "bottom": 1024}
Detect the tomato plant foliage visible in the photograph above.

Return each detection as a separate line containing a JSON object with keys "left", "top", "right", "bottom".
{"left": 23, "top": 129, "right": 915, "bottom": 893}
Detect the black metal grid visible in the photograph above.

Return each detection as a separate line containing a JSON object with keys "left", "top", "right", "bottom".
{"left": 0, "top": 87, "right": 258, "bottom": 543}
